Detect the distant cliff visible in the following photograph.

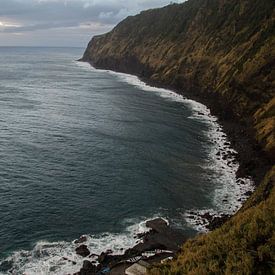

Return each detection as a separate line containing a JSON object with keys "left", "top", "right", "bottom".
{"left": 82, "top": 0, "right": 275, "bottom": 273}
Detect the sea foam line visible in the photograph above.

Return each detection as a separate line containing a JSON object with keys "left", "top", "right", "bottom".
{"left": 0, "top": 216, "right": 165, "bottom": 275}
{"left": 75, "top": 61, "right": 254, "bottom": 231}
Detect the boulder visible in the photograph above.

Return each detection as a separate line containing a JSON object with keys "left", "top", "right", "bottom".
{"left": 146, "top": 218, "right": 168, "bottom": 233}
{"left": 79, "top": 260, "right": 97, "bottom": 275}
{"left": 75, "top": 235, "right": 87, "bottom": 244}
{"left": 76, "top": 245, "right": 90, "bottom": 257}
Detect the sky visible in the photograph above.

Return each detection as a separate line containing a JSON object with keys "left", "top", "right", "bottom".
{"left": 0, "top": 0, "right": 185, "bottom": 47}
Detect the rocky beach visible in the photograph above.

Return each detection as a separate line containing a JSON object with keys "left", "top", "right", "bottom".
{"left": 72, "top": 218, "right": 184, "bottom": 274}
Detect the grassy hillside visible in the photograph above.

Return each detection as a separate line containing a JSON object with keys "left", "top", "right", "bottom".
{"left": 82, "top": 0, "right": 275, "bottom": 273}
{"left": 150, "top": 166, "right": 275, "bottom": 274}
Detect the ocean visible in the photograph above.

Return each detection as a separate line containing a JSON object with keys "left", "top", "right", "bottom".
{"left": 0, "top": 47, "right": 253, "bottom": 274}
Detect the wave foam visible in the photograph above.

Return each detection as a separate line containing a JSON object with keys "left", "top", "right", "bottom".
{"left": 78, "top": 64, "right": 255, "bottom": 232}
{"left": 183, "top": 100, "right": 254, "bottom": 232}
{"left": 0, "top": 217, "right": 162, "bottom": 275}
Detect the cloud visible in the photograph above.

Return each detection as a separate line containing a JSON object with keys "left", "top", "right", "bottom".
{"left": 0, "top": 0, "right": 185, "bottom": 46}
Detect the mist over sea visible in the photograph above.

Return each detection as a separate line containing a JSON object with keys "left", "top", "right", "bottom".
{"left": 0, "top": 47, "right": 253, "bottom": 274}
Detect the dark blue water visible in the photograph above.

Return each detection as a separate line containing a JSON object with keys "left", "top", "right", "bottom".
{"left": 0, "top": 47, "right": 232, "bottom": 273}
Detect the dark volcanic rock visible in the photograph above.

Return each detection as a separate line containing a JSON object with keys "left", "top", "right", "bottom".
{"left": 200, "top": 212, "right": 212, "bottom": 221}
{"left": 207, "top": 215, "right": 230, "bottom": 231}
{"left": 74, "top": 218, "right": 186, "bottom": 274}
{"left": 76, "top": 245, "right": 90, "bottom": 257}
{"left": 146, "top": 218, "right": 168, "bottom": 233}
{"left": 74, "top": 235, "right": 87, "bottom": 244}
{"left": 79, "top": 260, "right": 97, "bottom": 275}
{"left": 143, "top": 218, "right": 186, "bottom": 252}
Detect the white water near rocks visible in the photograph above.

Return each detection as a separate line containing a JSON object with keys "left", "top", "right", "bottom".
{"left": 0, "top": 218, "right": 155, "bottom": 275}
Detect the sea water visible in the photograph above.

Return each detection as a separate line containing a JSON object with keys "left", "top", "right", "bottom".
{"left": 0, "top": 47, "right": 253, "bottom": 274}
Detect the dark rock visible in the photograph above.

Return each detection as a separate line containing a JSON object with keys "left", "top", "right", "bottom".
{"left": 89, "top": 253, "right": 99, "bottom": 258}
{"left": 96, "top": 264, "right": 103, "bottom": 272}
{"left": 245, "top": 191, "right": 253, "bottom": 197}
{"left": 76, "top": 245, "right": 90, "bottom": 257}
{"left": 136, "top": 232, "right": 147, "bottom": 239}
{"left": 79, "top": 260, "right": 97, "bottom": 275}
{"left": 146, "top": 218, "right": 168, "bottom": 233}
{"left": 98, "top": 252, "right": 107, "bottom": 263}
{"left": 75, "top": 218, "right": 186, "bottom": 274}
{"left": 200, "top": 212, "right": 212, "bottom": 221}
{"left": 75, "top": 235, "right": 87, "bottom": 244}
{"left": 105, "top": 249, "right": 113, "bottom": 254}
{"left": 207, "top": 215, "right": 230, "bottom": 231}
{"left": 83, "top": 260, "right": 96, "bottom": 270}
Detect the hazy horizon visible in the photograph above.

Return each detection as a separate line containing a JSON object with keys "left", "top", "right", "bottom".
{"left": 0, "top": 0, "right": 185, "bottom": 47}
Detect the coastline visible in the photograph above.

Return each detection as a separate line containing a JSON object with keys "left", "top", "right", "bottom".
{"left": 81, "top": 58, "right": 271, "bottom": 187}
{"left": 82, "top": 64, "right": 256, "bottom": 230}
{"left": 71, "top": 61, "right": 268, "bottom": 274}
{"left": 77, "top": 60, "right": 272, "bottom": 235}
{"left": 0, "top": 59, "right": 270, "bottom": 274}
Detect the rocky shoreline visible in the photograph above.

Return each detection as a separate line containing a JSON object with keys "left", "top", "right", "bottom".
{"left": 72, "top": 214, "right": 241, "bottom": 274}
{"left": 72, "top": 218, "right": 185, "bottom": 275}
{"left": 79, "top": 58, "right": 271, "bottom": 190}
{"left": 79, "top": 60, "right": 267, "bottom": 220}
{"left": 137, "top": 74, "right": 271, "bottom": 188}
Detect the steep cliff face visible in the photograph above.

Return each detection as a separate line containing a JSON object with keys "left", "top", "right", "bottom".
{"left": 82, "top": 0, "right": 275, "bottom": 273}
{"left": 82, "top": 0, "right": 275, "bottom": 161}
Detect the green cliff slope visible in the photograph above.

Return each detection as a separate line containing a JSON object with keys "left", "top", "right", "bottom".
{"left": 149, "top": 166, "right": 275, "bottom": 274}
{"left": 82, "top": 0, "right": 275, "bottom": 161}
{"left": 82, "top": 0, "right": 275, "bottom": 273}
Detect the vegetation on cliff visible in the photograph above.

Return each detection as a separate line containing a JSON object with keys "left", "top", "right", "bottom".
{"left": 82, "top": 0, "right": 274, "bottom": 161}
{"left": 150, "top": 166, "right": 275, "bottom": 274}
{"left": 82, "top": 0, "right": 275, "bottom": 273}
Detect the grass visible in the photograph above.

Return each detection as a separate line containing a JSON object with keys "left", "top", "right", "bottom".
{"left": 149, "top": 167, "right": 275, "bottom": 275}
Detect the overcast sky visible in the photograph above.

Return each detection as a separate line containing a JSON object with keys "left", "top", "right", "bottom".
{"left": 0, "top": 0, "right": 185, "bottom": 47}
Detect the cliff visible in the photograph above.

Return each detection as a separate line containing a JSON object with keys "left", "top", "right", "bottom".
{"left": 82, "top": 0, "right": 274, "bottom": 161}
{"left": 81, "top": 0, "right": 275, "bottom": 273}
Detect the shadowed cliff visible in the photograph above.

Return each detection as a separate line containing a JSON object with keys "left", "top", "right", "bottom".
{"left": 82, "top": 0, "right": 275, "bottom": 273}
